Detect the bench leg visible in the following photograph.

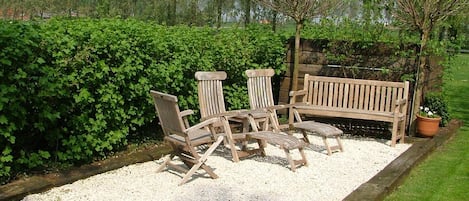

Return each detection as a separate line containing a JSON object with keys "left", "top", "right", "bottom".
{"left": 391, "top": 121, "right": 399, "bottom": 147}
{"left": 322, "top": 136, "right": 333, "bottom": 156}
{"left": 284, "top": 149, "right": 296, "bottom": 172}
{"left": 399, "top": 120, "right": 405, "bottom": 144}
{"left": 300, "top": 130, "right": 310, "bottom": 144}
{"left": 322, "top": 136, "right": 344, "bottom": 156}
{"left": 299, "top": 148, "right": 308, "bottom": 167}
{"left": 283, "top": 148, "right": 308, "bottom": 172}
{"left": 336, "top": 136, "right": 344, "bottom": 152}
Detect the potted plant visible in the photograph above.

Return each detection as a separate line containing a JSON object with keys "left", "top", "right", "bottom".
{"left": 416, "top": 92, "right": 450, "bottom": 137}
{"left": 416, "top": 106, "right": 441, "bottom": 137}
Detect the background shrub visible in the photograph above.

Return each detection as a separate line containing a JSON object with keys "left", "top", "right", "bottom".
{"left": 424, "top": 92, "right": 450, "bottom": 126}
{"left": 0, "top": 18, "right": 285, "bottom": 183}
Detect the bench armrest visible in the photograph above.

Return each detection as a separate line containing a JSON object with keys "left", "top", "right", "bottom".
{"left": 395, "top": 99, "right": 407, "bottom": 106}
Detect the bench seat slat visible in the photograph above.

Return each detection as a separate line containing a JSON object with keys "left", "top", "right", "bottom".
{"left": 294, "top": 105, "right": 405, "bottom": 122}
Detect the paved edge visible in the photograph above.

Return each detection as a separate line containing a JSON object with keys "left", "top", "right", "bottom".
{"left": 343, "top": 119, "right": 464, "bottom": 201}
{"left": 0, "top": 145, "right": 172, "bottom": 201}
{"left": 0, "top": 119, "right": 463, "bottom": 201}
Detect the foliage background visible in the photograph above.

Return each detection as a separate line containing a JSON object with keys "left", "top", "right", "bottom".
{"left": 0, "top": 3, "right": 467, "bottom": 183}
{"left": 0, "top": 19, "right": 286, "bottom": 183}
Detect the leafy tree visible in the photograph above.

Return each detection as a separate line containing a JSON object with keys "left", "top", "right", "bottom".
{"left": 254, "top": 0, "right": 342, "bottom": 91}
{"left": 393, "top": 0, "right": 468, "bottom": 131}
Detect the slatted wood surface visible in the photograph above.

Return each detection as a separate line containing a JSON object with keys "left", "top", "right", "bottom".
{"left": 305, "top": 76, "right": 407, "bottom": 113}
{"left": 194, "top": 71, "right": 228, "bottom": 118}
{"left": 290, "top": 75, "right": 410, "bottom": 147}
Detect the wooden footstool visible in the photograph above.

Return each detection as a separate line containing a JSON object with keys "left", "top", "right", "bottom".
{"left": 292, "top": 121, "right": 344, "bottom": 155}
{"left": 248, "top": 131, "right": 308, "bottom": 172}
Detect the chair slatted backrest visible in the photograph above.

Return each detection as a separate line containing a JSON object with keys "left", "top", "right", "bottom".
{"left": 194, "top": 71, "right": 227, "bottom": 119}
{"left": 246, "top": 69, "right": 276, "bottom": 109}
{"left": 150, "top": 90, "right": 186, "bottom": 137}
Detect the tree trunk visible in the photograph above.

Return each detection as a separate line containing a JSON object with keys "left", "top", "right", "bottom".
{"left": 243, "top": 0, "right": 251, "bottom": 27}
{"left": 291, "top": 21, "right": 302, "bottom": 91}
{"left": 167, "top": 0, "right": 177, "bottom": 26}
{"left": 189, "top": 0, "right": 197, "bottom": 26}
{"left": 271, "top": 6, "right": 277, "bottom": 32}
{"left": 410, "top": 31, "right": 429, "bottom": 135}
{"left": 216, "top": 0, "right": 222, "bottom": 29}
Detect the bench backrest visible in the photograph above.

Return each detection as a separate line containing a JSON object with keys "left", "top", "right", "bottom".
{"left": 302, "top": 75, "right": 410, "bottom": 113}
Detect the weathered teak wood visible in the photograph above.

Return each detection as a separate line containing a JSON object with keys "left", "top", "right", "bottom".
{"left": 195, "top": 71, "right": 267, "bottom": 162}
{"left": 243, "top": 112, "right": 308, "bottom": 172}
{"left": 195, "top": 71, "right": 254, "bottom": 131}
{"left": 290, "top": 74, "right": 410, "bottom": 147}
{"left": 150, "top": 90, "right": 224, "bottom": 185}
{"left": 196, "top": 71, "right": 307, "bottom": 171}
{"left": 246, "top": 69, "right": 344, "bottom": 155}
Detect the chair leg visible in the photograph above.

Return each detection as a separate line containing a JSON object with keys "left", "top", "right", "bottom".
{"left": 179, "top": 158, "right": 219, "bottom": 186}
{"left": 241, "top": 119, "right": 250, "bottom": 150}
{"left": 156, "top": 155, "right": 172, "bottom": 173}
{"left": 222, "top": 118, "right": 240, "bottom": 162}
{"left": 178, "top": 136, "right": 223, "bottom": 186}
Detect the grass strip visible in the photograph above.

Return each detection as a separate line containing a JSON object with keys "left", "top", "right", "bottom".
{"left": 385, "top": 54, "right": 469, "bottom": 201}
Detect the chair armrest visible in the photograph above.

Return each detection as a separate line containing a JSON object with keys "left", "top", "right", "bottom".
{"left": 262, "top": 105, "right": 288, "bottom": 111}
{"left": 184, "top": 117, "right": 220, "bottom": 133}
{"left": 201, "top": 110, "right": 248, "bottom": 121}
{"left": 289, "top": 90, "right": 307, "bottom": 104}
{"left": 289, "top": 90, "right": 307, "bottom": 97}
{"left": 180, "top": 110, "right": 194, "bottom": 117}
{"left": 180, "top": 110, "right": 194, "bottom": 128}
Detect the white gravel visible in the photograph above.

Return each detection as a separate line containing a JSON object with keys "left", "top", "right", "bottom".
{"left": 22, "top": 134, "right": 410, "bottom": 201}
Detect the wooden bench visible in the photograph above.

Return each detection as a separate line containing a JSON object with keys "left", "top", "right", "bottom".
{"left": 289, "top": 75, "right": 410, "bottom": 147}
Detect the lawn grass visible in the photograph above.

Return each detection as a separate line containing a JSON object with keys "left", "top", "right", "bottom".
{"left": 385, "top": 54, "right": 469, "bottom": 201}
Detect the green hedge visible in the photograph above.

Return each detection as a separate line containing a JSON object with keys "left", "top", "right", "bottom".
{"left": 0, "top": 19, "right": 286, "bottom": 183}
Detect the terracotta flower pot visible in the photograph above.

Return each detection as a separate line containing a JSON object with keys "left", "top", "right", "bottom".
{"left": 416, "top": 114, "right": 441, "bottom": 137}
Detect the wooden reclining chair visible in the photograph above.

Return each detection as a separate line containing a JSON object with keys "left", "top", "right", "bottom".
{"left": 194, "top": 71, "right": 267, "bottom": 161}
{"left": 150, "top": 90, "right": 224, "bottom": 185}
{"left": 246, "top": 69, "right": 344, "bottom": 156}
{"left": 195, "top": 71, "right": 308, "bottom": 171}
